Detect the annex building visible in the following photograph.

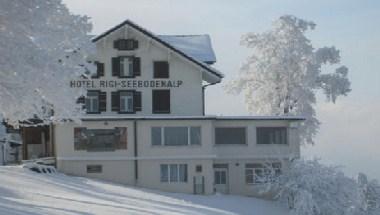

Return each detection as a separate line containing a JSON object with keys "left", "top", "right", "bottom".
{"left": 54, "top": 20, "right": 303, "bottom": 197}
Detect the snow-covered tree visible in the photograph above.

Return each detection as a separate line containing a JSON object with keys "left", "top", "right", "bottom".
{"left": 276, "top": 159, "right": 366, "bottom": 215}
{"left": 357, "top": 173, "right": 380, "bottom": 215}
{"left": 0, "top": 0, "right": 95, "bottom": 127}
{"left": 226, "top": 15, "right": 351, "bottom": 144}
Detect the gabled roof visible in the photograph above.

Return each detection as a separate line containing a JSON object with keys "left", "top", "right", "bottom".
{"left": 157, "top": 35, "right": 216, "bottom": 64}
{"left": 92, "top": 19, "right": 224, "bottom": 82}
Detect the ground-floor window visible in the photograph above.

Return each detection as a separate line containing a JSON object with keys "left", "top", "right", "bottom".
{"left": 160, "top": 164, "right": 188, "bottom": 183}
{"left": 245, "top": 162, "right": 281, "bottom": 184}
{"left": 86, "top": 165, "right": 102, "bottom": 173}
{"left": 74, "top": 127, "right": 127, "bottom": 151}
{"left": 152, "top": 127, "right": 201, "bottom": 146}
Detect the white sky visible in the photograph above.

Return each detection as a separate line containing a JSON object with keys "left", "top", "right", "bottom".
{"left": 62, "top": 0, "right": 380, "bottom": 180}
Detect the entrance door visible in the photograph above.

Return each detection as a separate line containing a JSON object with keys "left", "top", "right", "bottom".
{"left": 214, "top": 168, "right": 228, "bottom": 194}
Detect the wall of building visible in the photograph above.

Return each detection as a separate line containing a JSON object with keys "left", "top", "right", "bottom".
{"left": 137, "top": 120, "right": 214, "bottom": 158}
{"left": 90, "top": 26, "right": 204, "bottom": 116}
{"left": 137, "top": 159, "right": 214, "bottom": 195}
{"left": 55, "top": 121, "right": 135, "bottom": 158}
{"left": 213, "top": 158, "right": 291, "bottom": 198}
{"left": 58, "top": 160, "right": 136, "bottom": 185}
{"left": 212, "top": 120, "right": 300, "bottom": 159}
{"left": 55, "top": 119, "right": 300, "bottom": 196}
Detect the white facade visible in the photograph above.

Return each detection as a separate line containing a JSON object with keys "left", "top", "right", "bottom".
{"left": 55, "top": 20, "right": 303, "bottom": 197}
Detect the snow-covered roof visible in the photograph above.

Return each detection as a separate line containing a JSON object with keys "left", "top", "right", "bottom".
{"left": 81, "top": 115, "right": 305, "bottom": 121}
{"left": 157, "top": 35, "right": 216, "bottom": 64}
{"left": 91, "top": 19, "right": 224, "bottom": 83}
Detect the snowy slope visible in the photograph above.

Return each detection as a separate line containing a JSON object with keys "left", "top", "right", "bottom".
{"left": 0, "top": 166, "right": 288, "bottom": 215}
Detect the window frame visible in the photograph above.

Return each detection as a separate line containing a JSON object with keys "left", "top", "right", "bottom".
{"left": 74, "top": 127, "right": 127, "bottom": 152}
{"left": 151, "top": 126, "right": 202, "bottom": 146}
{"left": 118, "top": 90, "right": 135, "bottom": 114}
{"left": 245, "top": 163, "right": 282, "bottom": 185}
{"left": 214, "top": 127, "right": 247, "bottom": 145}
{"left": 119, "top": 56, "right": 134, "bottom": 78}
{"left": 160, "top": 164, "right": 188, "bottom": 183}
{"left": 256, "top": 127, "right": 288, "bottom": 145}
{"left": 87, "top": 165, "right": 102, "bottom": 173}
{"left": 85, "top": 90, "right": 100, "bottom": 114}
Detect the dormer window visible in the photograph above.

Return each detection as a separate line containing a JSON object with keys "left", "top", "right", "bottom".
{"left": 114, "top": 39, "right": 138, "bottom": 50}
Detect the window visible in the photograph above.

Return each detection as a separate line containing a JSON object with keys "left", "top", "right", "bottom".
{"left": 190, "top": 127, "right": 201, "bottom": 145}
{"left": 86, "top": 91, "right": 99, "bottom": 113}
{"left": 215, "top": 127, "right": 246, "bottom": 145}
{"left": 196, "top": 165, "right": 202, "bottom": 173}
{"left": 120, "top": 91, "right": 134, "bottom": 113}
{"left": 214, "top": 170, "right": 227, "bottom": 185}
{"left": 91, "top": 62, "right": 104, "bottom": 78}
{"left": 74, "top": 127, "right": 127, "bottom": 151}
{"left": 245, "top": 163, "right": 281, "bottom": 184}
{"left": 151, "top": 127, "right": 162, "bottom": 146}
{"left": 257, "top": 127, "right": 287, "bottom": 144}
{"left": 160, "top": 164, "right": 188, "bottom": 183}
{"left": 114, "top": 39, "right": 138, "bottom": 50}
{"left": 112, "top": 57, "right": 140, "bottom": 77}
{"left": 164, "top": 127, "right": 188, "bottom": 146}
{"left": 112, "top": 91, "right": 141, "bottom": 113}
{"left": 87, "top": 165, "right": 102, "bottom": 173}
{"left": 152, "top": 90, "right": 170, "bottom": 113}
{"left": 120, "top": 57, "right": 134, "bottom": 77}
{"left": 151, "top": 126, "right": 201, "bottom": 146}
{"left": 154, "top": 61, "right": 169, "bottom": 78}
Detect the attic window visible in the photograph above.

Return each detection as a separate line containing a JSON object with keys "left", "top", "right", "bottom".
{"left": 114, "top": 39, "right": 138, "bottom": 50}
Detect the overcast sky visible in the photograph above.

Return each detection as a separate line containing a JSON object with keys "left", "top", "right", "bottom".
{"left": 63, "top": 0, "right": 380, "bottom": 180}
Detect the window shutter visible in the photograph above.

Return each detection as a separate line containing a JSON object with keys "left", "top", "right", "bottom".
{"left": 112, "top": 57, "right": 120, "bottom": 77}
{"left": 113, "top": 40, "right": 120, "bottom": 49}
{"left": 111, "top": 91, "right": 120, "bottom": 112}
{"left": 96, "top": 62, "right": 104, "bottom": 77}
{"left": 76, "top": 96, "right": 85, "bottom": 109}
{"left": 134, "top": 91, "right": 142, "bottom": 111}
{"left": 154, "top": 61, "right": 169, "bottom": 78}
{"left": 152, "top": 90, "right": 170, "bottom": 113}
{"left": 99, "top": 91, "right": 107, "bottom": 112}
{"left": 133, "top": 40, "right": 139, "bottom": 49}
{"left": 133, "top": 57, "right": 141, "bottom": 77}
{"left": 114, "top": 39, "right": 138, "bottom": 50}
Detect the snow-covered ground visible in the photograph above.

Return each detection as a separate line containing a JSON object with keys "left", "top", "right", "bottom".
{"left": 0, "top": 166, "right": 288, "bottom": 215}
